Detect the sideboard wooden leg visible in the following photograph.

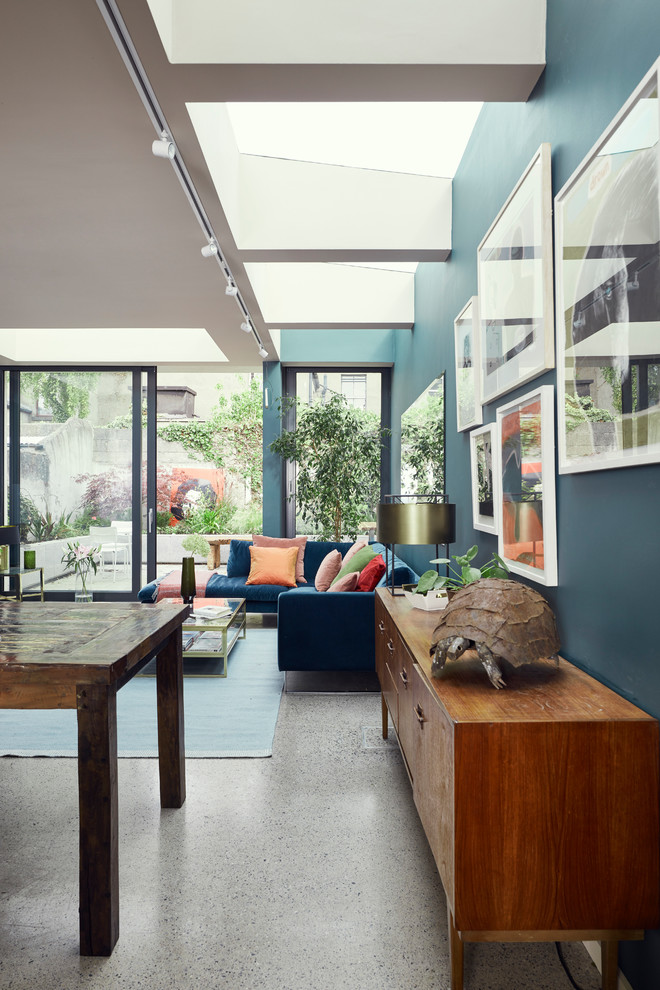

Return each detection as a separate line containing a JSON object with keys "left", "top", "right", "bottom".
{"left": 601, "top": 940, "right": 619, "bottom": 990}
{"left": 381, "top": 693, "right": 388, "bottom": 739}
{"left": 448, "top": 908, "right": 464, "bottom": 990}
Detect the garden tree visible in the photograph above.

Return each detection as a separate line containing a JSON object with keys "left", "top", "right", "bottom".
{"left": 20, "top": 371, "right": 101, "bottom": 422}
{"left": 269, "top": 392, "right": 389, "bottom": 541}
{"left": 401, "top": 389, "right": 445, "bottom": 493}
{"left": 75, "top": 466, "right": 186, "bottom": 521}
{"left": 156, "top": 376, "right": 263, "bottom": 499}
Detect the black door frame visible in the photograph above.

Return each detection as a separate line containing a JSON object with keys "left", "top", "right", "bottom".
{"left": 281, "top": 366, "right": 392, "bottom": 538}
{"left": 2, "top": 366, "right": 157, "bottom": 600}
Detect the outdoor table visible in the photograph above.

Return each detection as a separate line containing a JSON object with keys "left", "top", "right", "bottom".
{"left": 0, "top": 600, "right": 189, "bottom": 956}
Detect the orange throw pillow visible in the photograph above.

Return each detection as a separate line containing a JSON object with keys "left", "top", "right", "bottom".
{"left": 252, "top": 534, "right": 307, "bottom": 583}
{"left": 245, "top": 545, "right": 298, "bottom": 587}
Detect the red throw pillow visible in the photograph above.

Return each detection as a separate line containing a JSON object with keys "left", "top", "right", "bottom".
{"left": 356, "top": 553, "right": 386, "bottom": 592}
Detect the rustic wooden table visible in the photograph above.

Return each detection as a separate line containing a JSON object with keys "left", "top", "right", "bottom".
{"left": 0, "top": 600, "right": 189, "bottom": 956}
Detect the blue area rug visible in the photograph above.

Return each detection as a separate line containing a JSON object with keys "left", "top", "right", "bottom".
{"left": 0, "top": 629, "right": 283, "bottom": 759}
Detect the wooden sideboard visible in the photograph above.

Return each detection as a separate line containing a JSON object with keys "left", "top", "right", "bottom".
{"left": 375, "top": 588, "right": 660, "bottom": 990}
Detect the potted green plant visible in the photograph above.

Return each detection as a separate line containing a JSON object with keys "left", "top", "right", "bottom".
{"left": 403, "top": 545, "right": 509, "bottom": 610}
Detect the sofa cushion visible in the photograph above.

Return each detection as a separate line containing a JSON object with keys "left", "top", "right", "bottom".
{"left": 330, "top": 544, "right": 376, "bottom": 587}
{"left": 314, "top": 549, "right": 342, "bottom": 591}
{"left": 252, "top": 534, "right": 307, "bottom": 583}
{"left": 331, "top": 570, "right": 360, "bottom": 592}
{"left": 342, "top": 539, "right": 368, "bottom": 565}
{"left": 302, "top": 541, "right": 353, "bottom": 583}
{"left": 356, "top": 554, "right": 386, "bottom": 591}
{"left": 226, "top": 539, "right": 252, "bottom": 577}
{"left": 246, "top": 545, "right": 298, "bottom": 587}
{"left": 207, "top": 572, "right": 284, "bottom": 602}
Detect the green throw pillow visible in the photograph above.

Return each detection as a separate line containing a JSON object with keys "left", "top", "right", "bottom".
{"left": 329, "top": 545, "right": 376, "bottom": 587}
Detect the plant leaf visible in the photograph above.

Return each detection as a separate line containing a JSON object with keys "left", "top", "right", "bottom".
{"left": 416, "top": 570, "right": 441, "bottom": 594}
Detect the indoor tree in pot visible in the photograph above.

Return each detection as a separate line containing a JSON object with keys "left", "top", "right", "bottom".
{"left": 269, "top": 392, "right": 389, "bottom": 541}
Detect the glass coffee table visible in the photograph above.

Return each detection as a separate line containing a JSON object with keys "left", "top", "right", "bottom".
{"left": 181, "top": 598, "right": 246, "bottom": 677}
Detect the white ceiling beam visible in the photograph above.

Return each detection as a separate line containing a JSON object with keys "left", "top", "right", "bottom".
{"left": 244, "top": 264, "right": 414, "bottom": 328}
{"left": 151, "top": 0, "right": 545, "bottom": 68}
{"left": 188, "top": 103, "right": 452, "bottom": 260}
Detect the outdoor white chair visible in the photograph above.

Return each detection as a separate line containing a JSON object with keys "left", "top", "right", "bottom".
{"left": 111, "top": 520, "right": 132, "bottom": 566}
{"left": 88, "top": 526, "right": 129, "bottom": 580}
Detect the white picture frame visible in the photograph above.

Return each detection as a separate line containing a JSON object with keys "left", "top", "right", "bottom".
{"left": 454, "top": 296, "right": 483, "bottom": 432}
{"left": 469, "top": 423, "right": 499, "bottom": 535}
{"left": 478, "top": 144, "right": 555, "bottom": 404}
{"left": 554, "top": 59, "right": 660, "bottom": 474}
{"left": 496, "top": 385, "right": 557, "bottom": 586}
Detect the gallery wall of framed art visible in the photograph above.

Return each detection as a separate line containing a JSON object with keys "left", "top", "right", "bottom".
{"left": 495, "top": 385, "right": 557, "bottom": 586}
{"left": 469, "top": 423, "right": 499, "bottom": 535}
{"left": 478, "top": 143, "right": 555, "bottom": 405}
{"left": 554, "top": 59, "right": 660, "bottom": 475}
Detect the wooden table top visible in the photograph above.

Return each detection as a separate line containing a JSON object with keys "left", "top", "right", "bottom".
{"left": 0, "top": 601, "right": 189, "bottom": 686}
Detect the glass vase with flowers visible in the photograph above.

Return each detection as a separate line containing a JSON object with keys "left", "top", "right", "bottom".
{"left": 61, "top": 541, "right": 101, "bottom": 602}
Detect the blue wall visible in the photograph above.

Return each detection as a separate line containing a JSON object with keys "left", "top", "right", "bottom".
{"left": 392, "top": 3, "right": 660, "bottom": 987}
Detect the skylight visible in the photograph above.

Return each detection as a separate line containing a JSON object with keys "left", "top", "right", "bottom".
{"left": 225, "top": 103, "right": 482, "bottom": 178}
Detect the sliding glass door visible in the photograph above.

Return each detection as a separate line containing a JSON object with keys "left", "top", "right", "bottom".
{"left": 2, "top": 367, "right": 157, "bottom": 600}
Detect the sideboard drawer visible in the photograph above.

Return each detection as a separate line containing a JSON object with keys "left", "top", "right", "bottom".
{"left": 411, "top": 662, "right": 455, "bottom": 907}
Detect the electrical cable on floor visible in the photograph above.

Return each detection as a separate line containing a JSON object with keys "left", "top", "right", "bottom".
{"left": 555, "top": 942, "right": 589, "bottom": 990}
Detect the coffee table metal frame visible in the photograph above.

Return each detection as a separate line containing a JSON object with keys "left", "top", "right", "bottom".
{"left": 182, "top": 597, "right": 246, "bottom": 676}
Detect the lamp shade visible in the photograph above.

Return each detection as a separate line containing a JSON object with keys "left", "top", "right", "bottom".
{"left": 377, "top": 502, "right": 456, "bottom": 546}
{"left": 0, "top": 525, "right": 20, "bottom": 546}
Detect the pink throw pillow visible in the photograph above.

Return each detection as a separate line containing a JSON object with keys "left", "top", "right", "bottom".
{"left": 331, "top": 571, "right": 360, "bottom": 593}
{"left": 252, "top": 534, "right": 307, "bottom": 584}
{"left": 342, "top": 540, "right": 368, "bottom": 566}
{"left": 314, "top": 549, "right": 342, "bottom": 591}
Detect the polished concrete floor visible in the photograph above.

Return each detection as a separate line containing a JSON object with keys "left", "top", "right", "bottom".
{"left": 0, "top": 685, "right": 602, "bottom": 989}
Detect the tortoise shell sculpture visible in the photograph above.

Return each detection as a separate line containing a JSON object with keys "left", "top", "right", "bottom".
{"left": 429, "top": 578, "right": 560, "bottom": 689}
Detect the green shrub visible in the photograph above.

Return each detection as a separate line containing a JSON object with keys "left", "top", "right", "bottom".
{"left": 230, "top": 504, "right": 263, "bottom": 535}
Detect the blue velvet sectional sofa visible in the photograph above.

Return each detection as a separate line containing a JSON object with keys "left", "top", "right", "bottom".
{"left": 138, "top": 539, "right": 417, "bottom": 674}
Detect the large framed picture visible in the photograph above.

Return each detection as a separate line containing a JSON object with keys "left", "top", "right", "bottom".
{"left": 454, "top": 296, "right": 482, "bottom": 432}
{"left": 478, "top": 144, "right": 554, "bottom": 404}
{"left": 469, "top": 423, "right": 499, "bottom": 535}
{"left": 496, "top": 385, "right": 557, "bottom": 586}
{"left": 554, "top": 59, "right": 660, "bottom": 474}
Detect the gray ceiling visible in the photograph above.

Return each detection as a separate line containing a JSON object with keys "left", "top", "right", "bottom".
{"left": 0, "top": 0, "right": 544, "bottom": 371}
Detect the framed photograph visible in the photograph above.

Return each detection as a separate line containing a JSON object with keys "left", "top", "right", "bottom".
{"left": 454, "top": 296, "right": 482, "bottom": 432}
{"left": 496, "top": 385, "right": 557, "bottom": 586}
{"left": 470, "top": 423, "right": 499, "bottom": 534}
{"left": 478, "top": 143, "right": 554, "bottom": 404}
{"left": 554, "top": 59, "right": 660, "bottom": 474}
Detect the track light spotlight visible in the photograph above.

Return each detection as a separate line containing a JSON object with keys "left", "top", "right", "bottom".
{"left": 201, "top": 241, "right": 218, "bottom": 258}
{"left": 152, "top": 134, "right": 175, "bottom": 159}
{"left": 258, "top": 346, "right": 269, "bottom": 359}
{"left": 240, "top": 321, "right": 252, "bottom": 334}
{"left": 225, "top": 283, "right": 239, "bottom": 297}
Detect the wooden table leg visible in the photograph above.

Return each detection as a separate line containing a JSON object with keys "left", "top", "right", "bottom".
{"left": 76, "top": 683, "right": 119, "bottom": 956}
{"left": 156, "top": 629, "right": 186, "bottom": 808}
{"left": 448, "top": 908, "right": 464, "bottom": 990}
{"left": 601, "top": 940, "right": 619, "bottom": 990}
{"left": 381, "top": 693, "right": 388, "bottom": 739}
